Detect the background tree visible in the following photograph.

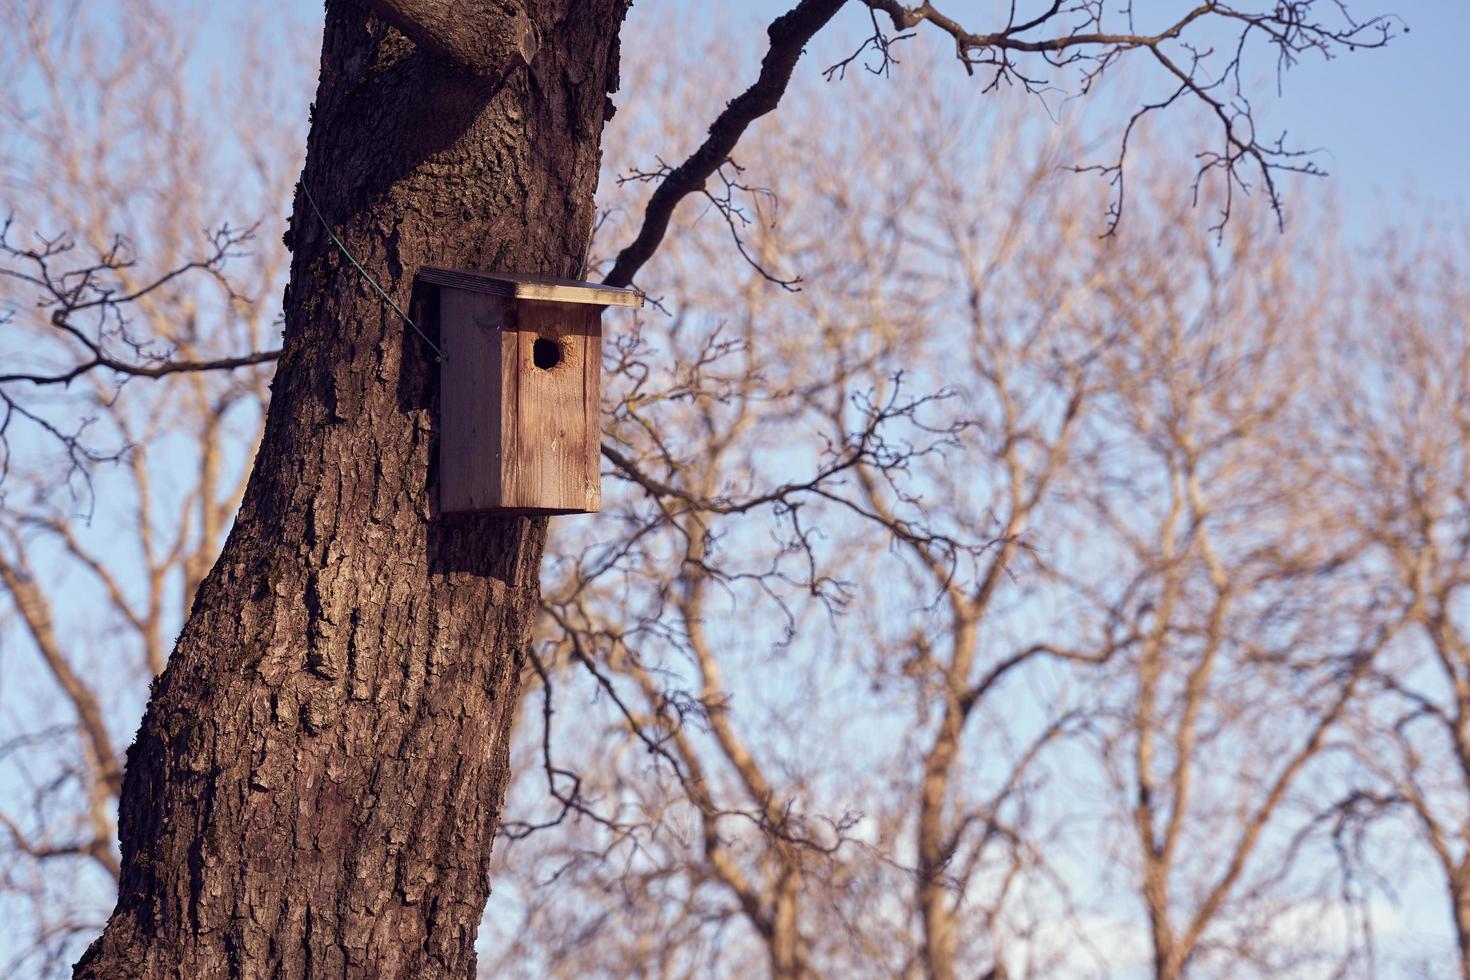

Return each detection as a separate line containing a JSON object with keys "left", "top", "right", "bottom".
{"left": 1074, "top": 200, "right": 1408, "bottom": 980}
{"left": 1320, "top": 222, "right": 1470, "bottom": 979}
{"left": 0, "top": 1, "right": 301, "bottom": 972}
{"left": 477, "top": 24, "right": 1441, "bottom": 980}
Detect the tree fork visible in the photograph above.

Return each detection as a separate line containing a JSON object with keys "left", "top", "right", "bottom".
{"left": 75, "top": 0, "right": 629, "bottom": 975}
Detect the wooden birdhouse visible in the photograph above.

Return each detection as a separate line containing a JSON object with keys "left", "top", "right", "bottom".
{"left": 418, "top": 268, "right": 643, "bottom": 515}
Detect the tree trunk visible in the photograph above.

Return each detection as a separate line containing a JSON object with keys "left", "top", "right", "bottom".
{"left": 1452, "top": 873, "right": 1470, "bottom": 980}
{"left": 76, "top": 1, "right": 627, "bottom": 975}
{"left": 917, "top": 724, "right": 959, "bottom": 980}
{"left": 1147, "top": 910, "right": 1183, "bottom": 980}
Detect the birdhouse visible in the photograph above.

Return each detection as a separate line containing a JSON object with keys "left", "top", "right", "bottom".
{"left": 418, "top": 268, "right": 643, "bottom": 515}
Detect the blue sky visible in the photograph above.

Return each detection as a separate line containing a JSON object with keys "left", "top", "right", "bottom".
{"left": 1245, "top": 0, "right": 1470, "bottom": 219}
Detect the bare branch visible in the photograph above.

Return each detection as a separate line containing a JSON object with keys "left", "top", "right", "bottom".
{"left": 854, "top": 0, "right": 1403, "bottom": 233}
{"left": 603, "top": 0, "right": 847, "bottom": 288}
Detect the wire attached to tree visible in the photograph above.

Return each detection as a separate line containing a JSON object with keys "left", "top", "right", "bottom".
{"left": 300, "top": 184, "right": 448, "bottom": 361}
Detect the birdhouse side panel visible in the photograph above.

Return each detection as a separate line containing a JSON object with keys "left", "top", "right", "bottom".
{"left": 500, "top": 301, "right": 601, "bottom": 513}
{"left": 438, "top": 288, "right": 510, "bottom": 513}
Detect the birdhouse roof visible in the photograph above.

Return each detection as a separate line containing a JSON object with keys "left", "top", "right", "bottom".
{"left": 418, "top": 267, "right": 643, "bottom": 308}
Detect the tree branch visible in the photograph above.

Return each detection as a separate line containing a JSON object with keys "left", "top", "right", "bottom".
{"left": 363, "top": 0, "right": 537, "bottom": 77}
{"left": 854, "top": 0, "right": 1402, "bottom": 234}
{"left": 0, "top": 346, "right": 281, "bottom": 387}
{"left": 603, "top": 0, "right": 847, "bottom": 288}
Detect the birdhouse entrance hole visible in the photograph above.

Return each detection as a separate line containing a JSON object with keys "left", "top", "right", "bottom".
{"left": 532, "top": 336, "right": 562, "bottom": 370}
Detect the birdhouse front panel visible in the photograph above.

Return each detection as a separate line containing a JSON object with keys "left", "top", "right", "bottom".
{"left": 500, "top": 300, "right": 601, "bottom": 512}
{"left": 422, "top": 268, "right": 641, "bottom": 516}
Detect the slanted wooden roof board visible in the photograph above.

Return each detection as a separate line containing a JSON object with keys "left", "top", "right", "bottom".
{"left": 417, "top": 267, "right": 644, "bottom": 308}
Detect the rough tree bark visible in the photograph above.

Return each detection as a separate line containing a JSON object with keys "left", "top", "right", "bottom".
{"left": 75, "top": 0, "right": 628, "bottom": 975}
